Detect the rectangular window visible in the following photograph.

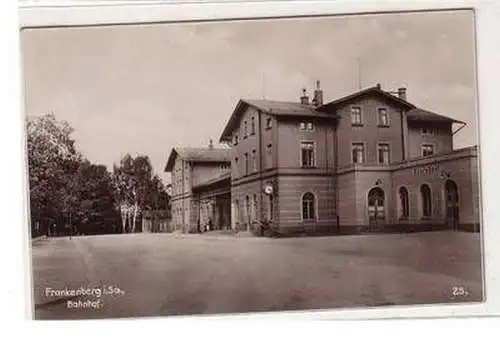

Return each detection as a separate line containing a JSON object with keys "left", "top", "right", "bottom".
{"left": 244, "top": 153, "right": 249, "bottom": 175}
{"left": 266, "top": 118, "right": 272, "bottom": 129}
{"left": 377, "top": 143, "right": 390, "bottom": 164}
{"left": 352, "top": 143, "right": 365, "bottom": 164}
{"left": 243, "top": 121, "right": 248, "bottom": 138}
{"left": 301, "top": 141, "right": 315, "bottom": 168}
{"left": 252, "top": 194, "right": 258, "bottom": 221}
{"left": 266, "top": 144, "right": 273, "bottom": 168}
{"left": 299, "top": 121, "right": 314, "bottom": 131}
{"left": 351, "top": 106, "right": 362, "bottom": 125}
{"left": 378, "top": 108, "right": 389, "bottom": 126}
{"left": 251, "top": 117, "right": 255, "bottom": 135}
{"left": 252, "top": 149, "right": 257, "bottom": 172}
{"left": 233, "top": 134, "right": 238, "bottom": 145}
{"left": 421, "top": 144, "right": 434, "bottom": 157}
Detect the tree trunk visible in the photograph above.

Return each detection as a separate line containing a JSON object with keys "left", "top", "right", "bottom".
{"left": 132, "top": 202, "right": 138, "bottom": 233}
{"left": 120, "top": 204, "right": 127, "bottom": 234}
{"left": 127, "top": 209, "right": 133, "bottom": 233}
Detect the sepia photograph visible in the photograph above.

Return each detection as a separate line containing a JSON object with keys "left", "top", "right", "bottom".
{"left": 21, "top": 8, "right": 484, "bottom": 320}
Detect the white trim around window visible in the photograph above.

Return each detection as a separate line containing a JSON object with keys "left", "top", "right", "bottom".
{"left": 300, "top": 191, "right": 318, "bottom": 221}
{"left": 351, "top": 105, "right": 363, "bottom": 125}
{"left": 300, "top": 140, "right": 316, "bottom": 168}
{"left": 351, "top": 141, "right": 366, "bottom": 164}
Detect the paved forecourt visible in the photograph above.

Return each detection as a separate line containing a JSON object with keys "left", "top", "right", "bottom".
{"left": 31, "top": 231, "right": 483, "bottom": 319}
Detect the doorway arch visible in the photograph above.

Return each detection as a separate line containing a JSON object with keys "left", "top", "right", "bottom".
{"left": 445, "top": 180, "right": 459, "bottom": 230}
{"left": 368, "top": 187, "right": 385, "bottom": 231}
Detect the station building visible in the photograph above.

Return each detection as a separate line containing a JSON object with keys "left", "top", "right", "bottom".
{"left": 166, "top": 83, "right": 481, "bottom": 235}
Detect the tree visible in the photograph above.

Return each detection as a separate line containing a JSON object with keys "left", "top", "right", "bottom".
{"left": 72, "top": 161, "right": 119, "bottom": 235}
{"left": 112, "top": 155, "right": 169, "bottom": 233}
{"left": 26, "top": 113, "right": 82, "bottom": 237}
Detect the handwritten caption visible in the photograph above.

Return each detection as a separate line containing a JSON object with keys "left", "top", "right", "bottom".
{"left": 45, "top": 285, "right": 125, "bottom": 310}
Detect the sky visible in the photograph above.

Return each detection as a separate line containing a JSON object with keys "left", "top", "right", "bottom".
{"left": 21, "top": 10, "right": 478, "bottom": 184}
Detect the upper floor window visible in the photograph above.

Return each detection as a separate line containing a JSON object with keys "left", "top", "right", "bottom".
{"left": 351, "top": 106, "right": 362, "bottom": 125}
{"left": 266, "top": 118, "right": 272, "bottom": 129}
{"left": 250, "top": 117, "right": 256, "bottom": 135}
{"left": 244, "top": 153, "right": 249, "bottom": 175}
{"left": 266, "top": 144, "right": 273, "bottom": 168}
{"left": 377, "top": 143, "right": 390, "bottom": 164}
{"left": 243, "top": 121, "right": 248, "bottom": 138}
{"left": 233, "top": 134, "right": 239, "bottom": 145}
{"left": 352, "top": 143, "right": 365, "bottom": 164}
{"left": 252, "top": 149, "right": 257, "bottom": 172}
{"left": 301, "top": 141, "right": 315, "bottom": 168}
{"left": 421, "top": 144, "right": 434, "bottom": 157}
{"left": 378, "top": 108, "right": 389, "bottom": 127}
{"left": 299, "top": 121, "right": 314, "bottom": 131}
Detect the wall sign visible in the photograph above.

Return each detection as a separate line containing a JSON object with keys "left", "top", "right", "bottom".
{"left": 412, "top": 164, "right": 440, "bottom": 176}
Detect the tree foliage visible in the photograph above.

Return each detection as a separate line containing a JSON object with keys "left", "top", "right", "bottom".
{"left": 112, "top": 155, "right": 169, "bottom": 233}
{"left": 27, "top": 113, "right": 169, "bottom": 237}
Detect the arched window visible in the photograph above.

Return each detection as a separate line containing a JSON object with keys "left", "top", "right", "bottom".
{"left": 302, "top": 192, "right": 316, "bottom": 221}
{"left": 368, "top": 187, "right": 385, "bottom": 222}
{"left": 420, "top": 184, "right": 432, "bottom": 217}
{"left": 399, "top": 187, "right": 409, "bottom": 219}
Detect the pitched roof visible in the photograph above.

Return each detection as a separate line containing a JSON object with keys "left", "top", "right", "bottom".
{"left": 317, "top": 85, "right": 416, "bottom": 112}
{"left": 164, "top": 147, "right": 231, "bottom": 172}
{"left": 192, "top": 171, "right": 231, "bottom": 190}
{"left": 219, "top": 99, "right": 337, "bottom": 141}
{"left": 407, "top": 108, "right": 465, "bottom": 124}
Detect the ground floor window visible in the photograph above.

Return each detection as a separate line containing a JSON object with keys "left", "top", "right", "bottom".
{"left": 420, "top": 184, "right": 432, "bottom": 217}
{"left": 302, "top": 192, "right": 315, "bottom": 221}
{"left": 368, "top": 187, "right": 385, "bottom": 221}
{"left": 268, "top": 195, "right": 274, "bottom": 220}
{"left": 399, "top": 186, "right": 409, "bottom": 219}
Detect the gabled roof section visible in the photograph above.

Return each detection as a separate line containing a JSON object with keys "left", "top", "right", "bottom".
{"left": 219, "top": 99, "right": 338, "bottom": 142}
{"left": 317, "top": 85, "right": 416, "bottom": 112}
{"left": 164, "top": 147, "right": 231, "bottom": 172}
{"left": 407, "top": 108, "right": 465, "bottom": 124}
{"left": 192, "top": 171, "right": 231, "bottom": 191}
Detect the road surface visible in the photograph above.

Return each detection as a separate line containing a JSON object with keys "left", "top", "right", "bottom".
{"left": 30, "top": 231, "right": 483, "bottom": 319}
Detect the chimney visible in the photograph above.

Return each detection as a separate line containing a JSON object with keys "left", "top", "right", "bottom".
{"left": 208, "top": 139, "right": 214, "bottom": 149}
{"left": 376, "top": 83, "right": 381, "bottom": 89}
{"left": 300, "top": 88, "right": 309, "bottom": 105}
{"left": 397, "top": 87, "right": 407, "bottom": 101}
{"left": 312, "top": 80, "right": 323, "bottom": 106}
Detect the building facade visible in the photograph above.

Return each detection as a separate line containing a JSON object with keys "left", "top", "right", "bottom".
{"left": 165, "top": 145, "right": 232, "bottom": 233}
{"left": 167, "top": 83, "right": 480, "bottom": 235}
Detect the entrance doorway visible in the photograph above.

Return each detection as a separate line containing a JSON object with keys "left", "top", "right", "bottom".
{"left": 368, "top": 187, "right": 385, "bottom": 231}
{"left": 445, "top": 180, "right": 459, "bottom": 230}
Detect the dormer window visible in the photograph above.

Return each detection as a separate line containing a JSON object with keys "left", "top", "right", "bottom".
{"left": 299, "top": 121, "right": 314, "bottom": 131}
{"left": 351, "top": 106, "right": 362, "bottom": 126}
{"left": 422, "top": 127, "right": 437, "bottom": 135}
{"left": 378, "top": 108, "right": 389, "bottom": 127}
